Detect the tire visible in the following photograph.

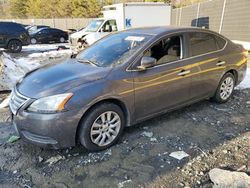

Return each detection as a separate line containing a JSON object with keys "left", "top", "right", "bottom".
{"left": 59, "top": 37, "right": 65, "bottom": 43}
{"left": 213, "top": 72, "right": 235, "bottom": 103}
{"left": 78, "top": 102, "right": 125, "bottom": 151}
{"left": 7, "top": 40, "right": 22, "bottom": 53}
{"left": 31, "top": 38, "right": 37, "bottom": 44}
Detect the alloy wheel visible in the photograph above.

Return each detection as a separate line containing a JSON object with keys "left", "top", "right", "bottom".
{"left": 220, "top": 77, "right": 234, "bottom": 100}
{"left": 90, "top": 111, "right": 121, "bottom": 147}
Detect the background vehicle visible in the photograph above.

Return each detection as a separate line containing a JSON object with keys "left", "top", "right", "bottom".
{"left": 9, "top": 27, "right": 247, "bottom": 151}
{"left": 27, "top": 25, "right": 50, "bottom": 34}
{"left": 0, "top": 22, "right": 30, "bottom": 53}
{"left": 29, "top": 28, "right": 68, "bottom": 44}
{"left": 69, "top": 2, "right": 171, "bottom": 53}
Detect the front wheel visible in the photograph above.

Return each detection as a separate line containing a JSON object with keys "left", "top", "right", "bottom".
{"left": 213, "top": 73, "right": 235, "bottom": 103}
{"left": 78, "top": 103, "right": 125, "bottom": 151}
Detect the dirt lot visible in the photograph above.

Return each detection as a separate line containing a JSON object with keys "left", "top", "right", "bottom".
{"left": 0, "top": 49, "right": 249, "bottom": 188}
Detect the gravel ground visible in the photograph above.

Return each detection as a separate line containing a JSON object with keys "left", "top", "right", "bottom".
{"left": 149, "top": 132, "right": 250, "bottom": 188}
{"left": 0, "top": 50, "right": 249, "bottom": 188}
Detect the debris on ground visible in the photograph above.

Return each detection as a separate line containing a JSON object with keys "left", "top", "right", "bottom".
{"left": 150, "top": 137, "right": 157, "bottom": 142}
{"left": 117, "top": 179, "right": 132, "bottom": 188}
{"left": 79, "top": 149, "right": 112, "bottom": 165}
{"left": 45, "top": 155, "right": 65, "bottom": 166}
{"left": 209, "top": 168, "right": 250, "bottom": 188}
{"left": 141, "top": 131, "right": 153, "bottom": 138}
{"left": 7, "top": 135, "right": 20, "bottom": 143}
{"left": 38, "top": 156, "right": 44, "bottom": 163}
{"left": 149, "top": 132, "right": 250, "bottom": 188}
{"left": 0, "top": 95, "right": 10, "bottom": 108}
{"left": 169, "top": 151, "right": 189, "bottom": 160}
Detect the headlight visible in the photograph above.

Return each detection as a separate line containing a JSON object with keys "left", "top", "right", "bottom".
{"left": 27, "top": 93, "right": 73, "bottom": 113}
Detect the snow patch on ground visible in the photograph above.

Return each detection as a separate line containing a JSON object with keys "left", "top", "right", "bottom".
{"left": 22, "top": 43, "right": 70, "bottom": 52}
{"left": 236, "top": 68, "right": 250, "bottom": 89}
{"left": 0, "top": 53, "right": 38, "bottom": 90}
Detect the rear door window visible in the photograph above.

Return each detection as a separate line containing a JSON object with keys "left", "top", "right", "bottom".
{"left": 188, "top": 32, "right": 218, "bottom": 57}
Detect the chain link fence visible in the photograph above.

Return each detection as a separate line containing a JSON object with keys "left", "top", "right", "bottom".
{"left": 172, "top": 0, "right": 250, "bottom": 42}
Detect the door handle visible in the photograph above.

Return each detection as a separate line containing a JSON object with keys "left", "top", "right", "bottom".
{"left": 177, "top": 70, "right": 191, "bottom": 76}
{"left": 216, "top": 61, "right": 226, "bottom": 66}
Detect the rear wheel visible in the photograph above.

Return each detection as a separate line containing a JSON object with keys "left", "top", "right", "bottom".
{"left": 213, "top": 73, "right": 235, "bottom": 103}
{"left": 78, "top": 103, "right": 125, "bottom": 151}
{"left": 59, "top": 37, "right": 65, "bottom": 43}
{"left": 7, "top": 40, "right": 22, "bottom": 53}
{"left": 30, "top": 38, "right": 37, "bottom": 44}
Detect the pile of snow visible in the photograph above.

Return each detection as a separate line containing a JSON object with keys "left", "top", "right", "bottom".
{"left": 236, "top": 68, "right": 250, "bottom": 89}
{"left": 0, "top": 53, "right": 40, "bottom": 90}
{"left": 22, "top": 43, "right": 70, "bottom": 52}
{"left": 0, "top": 46, "right": 72, "bottom": 91}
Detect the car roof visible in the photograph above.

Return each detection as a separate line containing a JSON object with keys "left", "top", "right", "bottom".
{"left": 125, "top": 26, "right": 220, "bottom": 36}
{"left": 0, "top": 22, "right": 21, "bottom": 25}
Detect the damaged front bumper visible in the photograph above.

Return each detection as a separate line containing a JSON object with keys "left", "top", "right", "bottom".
{"left": 11, "top": 108, "right": 81, "bottom": 149}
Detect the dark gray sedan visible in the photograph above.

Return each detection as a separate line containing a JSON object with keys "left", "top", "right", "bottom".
{"left": 9, "top": 27, "right": 248, "bottom": 151}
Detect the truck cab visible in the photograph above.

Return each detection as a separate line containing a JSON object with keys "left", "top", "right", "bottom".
{"left": 69, "top": 18, "right": 118, "bottom": 53}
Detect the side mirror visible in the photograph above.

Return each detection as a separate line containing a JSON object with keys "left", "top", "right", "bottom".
{"left": 137, "top": 56, "right": 156, "bottom": 71}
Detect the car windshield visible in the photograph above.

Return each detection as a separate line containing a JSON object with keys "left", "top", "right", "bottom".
{"left": 76, "top": 32, "right": 152, "bottom": 67}
{"left": 85, "top": 20, "right": 104, "bottom": 32}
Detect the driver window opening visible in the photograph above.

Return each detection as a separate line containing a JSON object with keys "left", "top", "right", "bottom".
{"left": 144, "top": 36, "right": 182, "bottom": 65}
{"left": 101, "top": 20, "right": 118, "bottom": 32}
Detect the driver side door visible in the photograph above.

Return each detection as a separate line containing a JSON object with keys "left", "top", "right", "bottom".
{"left": 132, "top": 34, "right": 196, "bottom": 121}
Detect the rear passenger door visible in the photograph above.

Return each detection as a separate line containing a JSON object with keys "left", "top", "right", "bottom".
{"left": 51, "top": 29, "right": 60, "bottom": 41}
{"left": 39, "top": 29, "right": 49, "bottom": 42}
{"left": 187, "top": 32, "right": 227, "bottom": 99}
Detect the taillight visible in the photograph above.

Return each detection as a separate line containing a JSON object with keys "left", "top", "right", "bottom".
{"left": 237, "top": 44, "right": 249, "bottom": 58}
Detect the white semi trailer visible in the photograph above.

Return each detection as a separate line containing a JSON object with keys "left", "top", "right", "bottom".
{"left": 69, "top": 2, "right": 172, "bottom": 53}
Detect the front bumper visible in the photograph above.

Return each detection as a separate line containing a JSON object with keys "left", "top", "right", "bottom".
{"left": 12, "top": 109, "right": 81, "bottom": 149}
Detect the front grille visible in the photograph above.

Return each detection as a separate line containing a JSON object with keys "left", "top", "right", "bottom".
{"left": 9, "top": 88, "right": 29, "bottom": 115}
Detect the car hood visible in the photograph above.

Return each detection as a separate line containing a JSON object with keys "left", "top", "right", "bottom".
{"left": 70, "top": 29, "right": 91, "bottom": 39}
{"left": 17, "top": 59, "right": 112, "bottom": 98}
{"left": 84, "top": 33, "right": 110, "bottom": 45}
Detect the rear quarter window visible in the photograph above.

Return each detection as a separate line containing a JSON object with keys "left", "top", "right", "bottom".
{"left": 188, "top": 32, "right": 219, "bottom": 57}
{"left": 215, "top": 35, "right": 227, "bottom": 49}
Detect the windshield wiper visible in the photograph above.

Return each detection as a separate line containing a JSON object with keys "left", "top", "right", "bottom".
{"left": 77, "top": 59, "right": 99, "bottom": 67}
